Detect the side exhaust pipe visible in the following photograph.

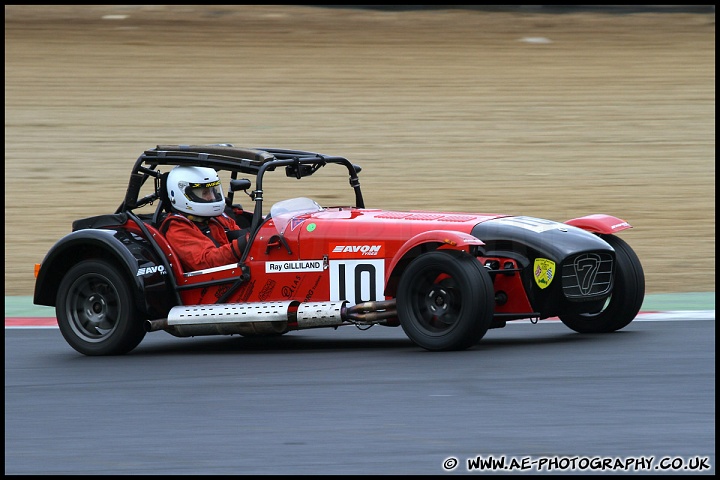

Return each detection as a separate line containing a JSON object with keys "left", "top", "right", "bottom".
{"left": 146, "top": 301, "right": 297, "bottom": 337}
{"left": 145, "top": 298, "right": 398, "bottom": 337}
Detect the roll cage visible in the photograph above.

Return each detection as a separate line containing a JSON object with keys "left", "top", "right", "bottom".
{"left": 118, "top": 144, "right": 365, "bottom": 235}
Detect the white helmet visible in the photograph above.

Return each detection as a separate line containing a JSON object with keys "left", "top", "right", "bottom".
{"left": 167, "top": 166, "right": 225, "bottom": 217}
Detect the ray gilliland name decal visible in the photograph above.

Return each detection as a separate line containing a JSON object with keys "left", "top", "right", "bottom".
{"left": 534, "top": 258, "right": 555, "bottom": 289}
{"left": 266, "top": 260, "right": 324, "bottom": 273}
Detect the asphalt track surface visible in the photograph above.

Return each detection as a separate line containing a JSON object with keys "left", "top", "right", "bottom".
{"left": 5, "top": 309, "right": 715, "bottom": 475}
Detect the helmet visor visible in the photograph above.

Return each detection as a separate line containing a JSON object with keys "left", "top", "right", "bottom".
{"left": 183, "top": 180, "right": 223, "bottom": 203}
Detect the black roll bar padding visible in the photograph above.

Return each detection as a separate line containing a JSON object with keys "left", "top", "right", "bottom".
{"left": 156, "top": 145, "right": 275, "bottom": 164}
{"left": 121, "top": 173, "right": 144, "bottom": 210}
{"left": 119, "top": 159, "right": 161, "bottom": 213}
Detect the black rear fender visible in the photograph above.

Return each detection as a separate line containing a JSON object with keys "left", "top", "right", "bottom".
{"left": 33, "top": 229, "right": 173, "bottom": 318}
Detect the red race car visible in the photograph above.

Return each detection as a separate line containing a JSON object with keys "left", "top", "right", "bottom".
{"left": 34, "top": 145, "right": 645, "bottom": 355}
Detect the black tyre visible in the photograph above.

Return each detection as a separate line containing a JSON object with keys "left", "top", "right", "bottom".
{"left": 559, "top": 234, "right": 645, "bottom": 333}
{"left": 56, "top": 260, "right": 146, "bottom": 355}
{"left": 396, "top": 250, "right": 494, "bottom": 351}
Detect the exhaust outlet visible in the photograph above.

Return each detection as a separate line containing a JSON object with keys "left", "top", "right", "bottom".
{"left": 344, "top": 299, "right": 397, "bottom": 324}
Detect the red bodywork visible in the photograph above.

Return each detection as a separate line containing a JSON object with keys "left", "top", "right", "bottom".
{"left": 163, "top": 208, "right": 526, "bottom": 315}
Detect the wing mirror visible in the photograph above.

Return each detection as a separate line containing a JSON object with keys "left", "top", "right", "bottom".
{"left": 229, "top": 178, "right": 252, "bottom": 192}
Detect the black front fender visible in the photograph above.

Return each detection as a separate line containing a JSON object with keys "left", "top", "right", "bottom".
{"left": 472, "top": 216, "right": 617, "bottom": 317}
{"left": 472, "top": 215, "right": 614, "bottom": 260}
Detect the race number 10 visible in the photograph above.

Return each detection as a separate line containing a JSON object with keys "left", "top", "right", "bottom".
{"left": 329, "top": 259, "right": 385, "bottom": 306}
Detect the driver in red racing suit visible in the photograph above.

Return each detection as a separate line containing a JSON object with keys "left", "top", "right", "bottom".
{"left": 160, "top": 165, "right": 249, "bottom": 271}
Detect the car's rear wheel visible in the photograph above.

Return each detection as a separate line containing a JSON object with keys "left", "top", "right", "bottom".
{"left": 559, "top": 234, "right": 645, "bottom": 333}
{"left": 396, "top": 250, "right": 494, "bottom": 351}
{"left": 56, "top": 259, "right": 146, "bottom": 355}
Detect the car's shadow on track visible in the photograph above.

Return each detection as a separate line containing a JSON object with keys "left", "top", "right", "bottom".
{"left": 127, "top": 326, "right": 641, "bottom": 356}
{"left": 132, "top": 331, "right": 414, "bottom": 356}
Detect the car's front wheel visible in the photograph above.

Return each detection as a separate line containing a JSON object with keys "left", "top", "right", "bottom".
{"left": 56, "top": 259, "right": 146, "bottom": 355}
{"left": 559, "top": 234, "right": 645, "bottom": 333}
{"left": 396, "top": 250, "right": 494, "bottom": 351}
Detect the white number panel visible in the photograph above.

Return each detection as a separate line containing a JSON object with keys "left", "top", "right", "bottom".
{"left": 329, "top": 259, "right": 385, "bottom": 306}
